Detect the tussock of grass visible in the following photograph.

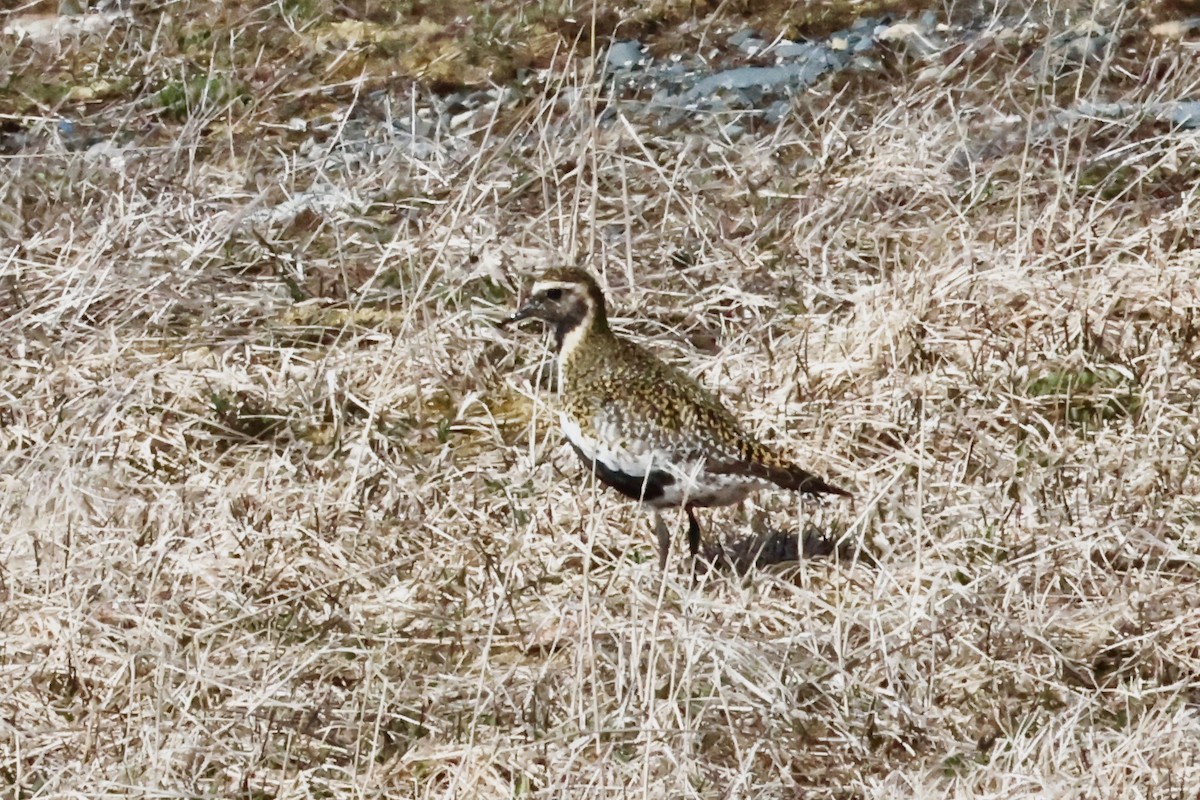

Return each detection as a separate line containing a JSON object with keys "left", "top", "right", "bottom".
{"left": 3, "top": 0, "right": 1200, "bottom": 797}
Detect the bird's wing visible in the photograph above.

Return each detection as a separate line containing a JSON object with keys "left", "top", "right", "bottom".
{"left": 597, "top": 341, "right": 850, "bottom": 496}
{"left": 593, "top": 345, "right": 753, "bottom": 465}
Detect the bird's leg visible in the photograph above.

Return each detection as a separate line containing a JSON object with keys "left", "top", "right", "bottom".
{"left": 685, "top": 505, "right": 701, "bottom": 557}
{"left": 653, "top": 511, "right": 671, "bottom": 570}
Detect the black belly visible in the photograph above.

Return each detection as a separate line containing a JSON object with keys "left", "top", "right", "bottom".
{"left": 568, "top": 443, "right": 675, "bottom": 504}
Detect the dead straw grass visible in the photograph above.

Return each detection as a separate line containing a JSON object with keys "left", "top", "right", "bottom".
{"left": 3, "top": 1, "right": 1200, "bottom": 797}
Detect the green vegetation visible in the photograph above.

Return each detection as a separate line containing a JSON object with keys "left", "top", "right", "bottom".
{"left": 156, "top": 73, "right": 248, "bottom": 119}
{"left": 1026, "top": 367, "right": 1142, "bottom": 428}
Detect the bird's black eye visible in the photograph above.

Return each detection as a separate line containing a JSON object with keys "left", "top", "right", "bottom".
{"left": 544, "top": 288, "right": 564, "bottom": 302}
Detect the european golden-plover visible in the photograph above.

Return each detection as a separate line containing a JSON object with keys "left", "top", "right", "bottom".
{"left": 503, "top": 267, "right": 849, "bottom": 569}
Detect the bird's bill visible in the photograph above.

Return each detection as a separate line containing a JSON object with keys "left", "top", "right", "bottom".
{"left": 500, "top": 299, "right": 538, "bottom": 327}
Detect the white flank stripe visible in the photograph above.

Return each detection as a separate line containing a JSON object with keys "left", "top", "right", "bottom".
{"left": 558, "top": 412, "right": 767, "bottom": 507}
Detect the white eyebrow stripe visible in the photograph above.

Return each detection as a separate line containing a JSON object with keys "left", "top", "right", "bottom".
{"left": 531, "top": 280, "right": 576, "bottom": 294}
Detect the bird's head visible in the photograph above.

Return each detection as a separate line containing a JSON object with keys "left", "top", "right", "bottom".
{"left": 502, "top": 267, "right": 609, "bottom": 349}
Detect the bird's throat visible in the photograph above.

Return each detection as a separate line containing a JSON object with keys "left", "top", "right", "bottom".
{"left": 555, "top": 307, "right": 606, "bottom": 360}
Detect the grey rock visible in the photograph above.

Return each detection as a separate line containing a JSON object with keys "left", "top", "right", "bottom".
{"left": 850, "top": 55, "right": 883, "bottom": 72}
{"left": 1038, "top": 21, "right": 1111, "bottom": 71}
{"left": 1168, "top": 101, "right": 1200, "bottom": 129}
{"left": 728, "top": 29, "right": 762, "bottom": 50}
{"left": 851, "top": 15, "right": 885, "bottom": 32}
{"left": 1058, "top": 99, "right": 1200, "bottom": 131}
{"left": 690, "top": 66, "right": 797, "bottom": 94}
{"left": 852, "top": 34, "right": 878, "bottom": 53}
{"left": 880, "top": 22, "right": 946, "bottom": 58}
{"left": 605, "top": 40, "right": 648, "bottom": 73}
{"left": 735, "top": 35, "right": 769, "bottom": 55}
{"left": 775, "top": 40, "right": 829, "bottom": 61}
{"left": 764, "top": 99, "right": 791, "bottom": 124}
{"left": 683, "top": 64, "right": 815, "bottom": 107}
{"left": 719, "top": 120, "right": 747, "bottom": 139}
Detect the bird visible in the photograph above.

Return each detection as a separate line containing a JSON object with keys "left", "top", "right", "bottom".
{"left": 501, "top": 267, "right": 850, "bottom": 569}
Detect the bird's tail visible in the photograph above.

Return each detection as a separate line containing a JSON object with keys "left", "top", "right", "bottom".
{"left": 756, "top": 461, "right": 851, "bottom": 497}
{"left": 779, "top": 465, "right": 850, "bottom": 496}
{"left": 712, "top": 446, "right": 851, "bottom": 497}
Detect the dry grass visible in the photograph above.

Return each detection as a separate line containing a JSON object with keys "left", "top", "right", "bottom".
{"left": 3, "top": 1, "right": 1200, "bottom": 797}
